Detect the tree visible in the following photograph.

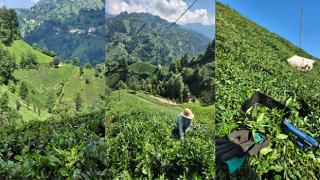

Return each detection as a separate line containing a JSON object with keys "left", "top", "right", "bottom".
{"left": 53, "top": 56, "right": 59, "bottom": 67}
{"left": 42, "top": 46, "right": 49, "bottom": 55}
{"left": 8, "top": 80, "right": 15, "bottom": 93}
{"left": 80, "top": 65, "right": 84, "bottom": 76}
{"left": 25, "top": 95, "right": 30, "bottom": 109}
{"left": 33, "top": 102, "right": 36, "bottom": 112}
{"left": 74, "top": 92, "right": 83, "bottom": 111}
{"left": 96, "top": 64, "right": 102, "bottom": 72}
{"left": 183, "top": 85, "right": 190, "bottom": 103}
{"left": 19, "top": 81, "right": 28, "bottom": 100}
{"left": 72, "top": 57, "right": 80, "bottom": 66}
{"left": 0, "top": 91, "right": 10, "bottom": 115}
{"left": 85, "top": 63, "right": 91, "bottom": 69}
{"left": 181, "top": 51, "right": 189, "bottom": 68}
{"left": 32, "top": 43, "right": 37, "bottom": 50}
{"left": 20, "top": 51, "right": 26, "bottom": 68}
{"left": 16, "top": 99, "right": 21, "bottom": 110}
{"left": 49, "top": 60, "right": 53, "bottom": 67}
{"left": 147, "top": 84, "right": 152, "bottom": 93}
{"left": 49, "top": 51, "right": 56, "bottom": 57}
{"left": 93, "top": 60, "right": 97, "bottom": 68}
{"left": 95, "top": 70, "right": 99, "bottom": 77}
{"left": 45, "top": 91, "right": 55, "bottom": 113}
{"left": 191, "top": 96, "right": 196, "bottom": 103}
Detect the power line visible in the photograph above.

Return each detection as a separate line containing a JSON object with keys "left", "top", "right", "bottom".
{"left": 140, "top": 0, "right": 198, "bottom": 61}
{"left": 153, "top": 0, "right": 198, "bottom": 45}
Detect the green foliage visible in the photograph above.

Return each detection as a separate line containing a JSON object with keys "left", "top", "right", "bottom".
{"left": 216, "top": 2, "right": 320, "bottom": 179}
{"left": 183, "top": 85, "right": 189, "bottom": 103}
{"left": 73, "top": 92, "right": 83, "bottom": 111}
{"left": 72, "top": 57, "right": 80, "bottom": 66}
{"left": 16, "top": 99, "right": 21, "bottom": 110}
{"left": 0, "top": 111, "right": 106, "bottom": 179}
{"left": 93, "top": 60, "right": 98, "bottom": 68}
{"left": 7, "top": 80, "right": 15, "bottom": 93}
{"left": 147, "top": 83, "right": 152, "bottom": 93}
{"left": 25, "top": 94, "right": 30, "bottom": 108}
{"left": 79, "top": 65, "right": 84, "bottom": 76}
{"left": 103, "top": 90, "right": 214, "bottom": 179}
{"left": 45, "top": 90, "right": 55, "bottom": 113}
{"left": 96, "top": 64, "right": 102, "bottom": 72}
{"left": 0, "top": 5, "right": 21, "bottom": 44}
{"left": 85, "top": 63, "right": 92, "bottom": 69}
{"left": 19, "top": 81, "right": 28, "bottom": 100}
{"left": 53, "top": 56, "right": 59, "bottom": 67}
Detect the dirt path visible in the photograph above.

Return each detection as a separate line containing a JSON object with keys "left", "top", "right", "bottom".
{"left": 148, "top": 93, "right": 199, "bottom": 105}
{"left": 54, "top": 68, "right": 79, "bottom": 107}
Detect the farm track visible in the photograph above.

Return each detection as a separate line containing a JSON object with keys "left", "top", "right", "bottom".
{"left": 54, "top": 68, "right": 79, "bottom": 107}
{"left": 147, "top": 93, "right": 199, "bottom": 105}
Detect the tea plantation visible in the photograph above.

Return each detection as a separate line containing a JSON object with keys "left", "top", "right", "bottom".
{"left": 216, "top": 1, "right": 320, "bottom": 180}
{"left": 105, "top": 90, "right": 215, "bottom": 179}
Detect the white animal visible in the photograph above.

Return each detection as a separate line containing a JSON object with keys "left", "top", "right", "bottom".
{"left": 287, "top": 55, "right": 315, "bottom": 71}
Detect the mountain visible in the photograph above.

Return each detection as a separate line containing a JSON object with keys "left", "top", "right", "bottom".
{"left": 15, "top": 0, "right": 105, "bottom": 66}
{"left": 181, "top": 23, "right": 214, "bottom": 40}
{"left": 105, "top": 12, "right": 211, "bottom": 67}
{"left": 105, "top": 12, "right": 115, "bottom": 19}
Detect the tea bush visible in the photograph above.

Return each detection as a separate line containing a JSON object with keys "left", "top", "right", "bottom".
{"left": 104, "top": 91, "right": 215, "bottom": 179}
{"left": 216, "top": 1, "right": 320, "bottom": 180}
{"left": 0, "top": 112, "right": 107, "bottom": 179}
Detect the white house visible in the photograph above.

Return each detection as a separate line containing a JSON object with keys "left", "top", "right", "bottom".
{"left": 158, "top": 64, "right": 161, "bottom": 69}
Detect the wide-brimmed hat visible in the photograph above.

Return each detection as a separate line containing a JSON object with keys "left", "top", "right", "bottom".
{"left": 181, "top": 108, "right": 194, "bottom": 120}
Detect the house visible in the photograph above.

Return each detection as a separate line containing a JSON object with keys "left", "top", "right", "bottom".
{"left": 30, "top": 19, "right": 35, "bottom": 22}
{"left": 87, "top": 33, "right": 92, "bottom": 36}
{"left": 69, "top": 29, "right": 77, "bottom": 33}
{"left": 88, "top": 28, "right": 91, "bottom": 33}
{"left": 90, "top": 27, "right": 96, "bottom": 32}
{"left": 56, "top": 33, "right": 59, "bottom": 34}
{"left": 58, "top": 15, "right": 63, "bottom": 18}
{"left": 57, "top": 28, "right": 60, "bottom": 31}
{"left": 158, "top": 65, "right": 161, "bottom": 69}
{"left": 68, "top": 15, "right": 72, "bottom": 18}
{"left": 97, "top": 25, "right": 102, "bottom": 29}
{"left": 93, "top": 8, "right": 97, "bottom": 10}
{"left": 83, "top": 8, "right": 87, "bottom": 10}
{"left": 137, "top": 34, "right": 139, "bottom": 36}
{"left": 23, "top": 18, "right": 26, "bottom": 21}
{"left": 114, "top": 35, "right": 116, "bottom": 39}
{"left": 37, "top": 23, "right": 40, "bottom": 26}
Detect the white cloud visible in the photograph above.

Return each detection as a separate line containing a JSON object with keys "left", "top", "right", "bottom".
{"left": 106, "top": 0, "right": 129, "bottom": 15}
{"left": 31, "top": 0, "right": 40, "bottom": 3}
{"left": 210, "top": 17, "right": 215, "bottom": 25}
{"left": 0, "top": 2, "right": 4, "bottom": 7}
{"left": 106, "top": 0, "right": 213, "bottom": 26}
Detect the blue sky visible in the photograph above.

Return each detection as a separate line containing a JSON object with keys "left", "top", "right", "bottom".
{"left": 105, "top": 0, "right": 215, "bottom": 26}
{"left": 0, "top": 0, "right": 39, "bottom": 9}
{"left": 217, "top": 0, "right": 320, "bottom": 59}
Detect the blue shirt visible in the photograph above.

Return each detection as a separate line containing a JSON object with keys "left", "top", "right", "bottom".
{"left": 176, "top": 114, "right": 192, "bottom": 138}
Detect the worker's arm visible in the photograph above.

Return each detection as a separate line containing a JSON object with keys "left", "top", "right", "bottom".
{"left": 185, "top": 119, "right": 192, "bottom": 132}
{"left": 178, "top": 114, "right": 183, "bottom": 138}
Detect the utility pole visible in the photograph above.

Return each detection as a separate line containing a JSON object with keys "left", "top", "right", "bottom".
{"left": 118, "top": 71, "right": 120, "bottom": 102}
{"left": 300, "top": 7, "right": 304, "bottom": 49}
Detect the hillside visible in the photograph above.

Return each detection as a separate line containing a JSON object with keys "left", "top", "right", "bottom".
{"left": 181, "top": 23, "right": 215, "bottom": 40}
{"left": 103, "top": 90, "right": 214, "bottom": 179}
{"left": 2, "top": 39, "right": 53, "bottom": 65}
{"left": 215, "top": 1, "right": 320, "bottom": 179}
{"left": 15, "top": 0, "right": 105, "bottom": 66}
{"left": 105, "top": 12, "right": 210, "bottom": 67}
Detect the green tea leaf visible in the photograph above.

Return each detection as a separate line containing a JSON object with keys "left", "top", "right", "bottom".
{"left": 277, "top": 134, "right": 288, "bottom": 139}
{"left": 60, "top": 168, "right": 70, "bottom": 176}
{"left": 286, "top": 98, "right": 292, "bottom": 107}
{"left": 293, "top": 169, "right": 301, "bottom": 178}
{"left": 260, "top": 147, "right": 273, "bottom": 155}
{"left": 257, "top": 113, "right": 264, "bottom": 124}
{"left": 47, "top": 155, "right": 62, "bottom": 165}
{"left": 14, "top": 155, "right": 23, "bottom": 162}
{"left": 269, "top": 164, "right": 283, "bottom": 172}
{"left": 262, "top": 160, "right": 269, "bottom": 168}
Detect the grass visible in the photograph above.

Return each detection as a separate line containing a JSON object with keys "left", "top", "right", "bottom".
{"left": 12, "top": 65, "right": 78, "bottom": 109}
{"left": 2, "top": 39, "right": 53, "bottom": 65}
{"left": 0, "top": 85, "right": 51, "bottom": 122}
{"left": 63, "top": 68, "right": 106, "bottom": 106}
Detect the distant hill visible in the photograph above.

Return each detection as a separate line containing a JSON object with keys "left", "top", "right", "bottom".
{"left": 181, "top": 23, "right": 214, "bottom": 40}
{"left": 105, "top": 12, "right": 115, "bottom": 19}
{"left": 15, "top": 0, "right": 105, "bottom": 66}
{"left": 105, "top": 12, "right": 210, "bottom": 67}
